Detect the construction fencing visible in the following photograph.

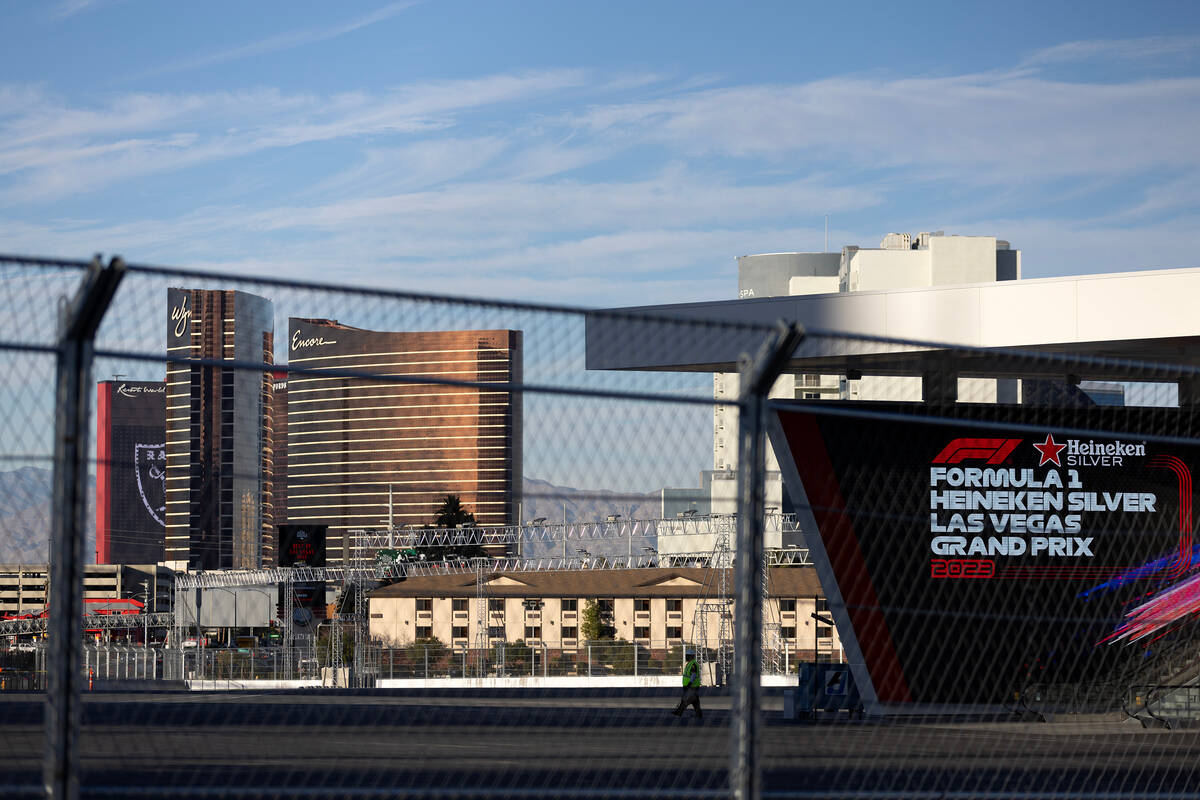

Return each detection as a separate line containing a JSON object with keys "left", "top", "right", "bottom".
{"left": 2, "top": 253, "right": 1200, "bottom": 799}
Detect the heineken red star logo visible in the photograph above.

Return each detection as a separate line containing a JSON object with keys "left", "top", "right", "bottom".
{"left": 1033, "top": 433, "right": 1066, "bottom": 467}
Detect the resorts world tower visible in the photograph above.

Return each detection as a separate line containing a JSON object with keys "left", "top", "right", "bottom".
{"left": 164, "top": 288, "right": 275, "bottom": 570}
{"left": 283, "top": 319, "right": 522, "bottom": 565}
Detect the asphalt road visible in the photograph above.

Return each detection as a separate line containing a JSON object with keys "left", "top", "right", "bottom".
{"left": 3, "top": 691, "right": 1200, "bottom": 799}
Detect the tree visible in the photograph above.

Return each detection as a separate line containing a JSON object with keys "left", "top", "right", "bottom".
{"left": 405, "top": 636, "right": 448, "bottom": 667}
{"left": 666, "top": 643, "right": 686, "bottom": 673}
{"left": 433, "top": 494, "right": 477, "bottom": 529}
{"left": 316, "top": 626, "right": 354, "bottom": 667}
{"left": 580, "top": 599, "right": 611, "bottom": 642}
{"left": 609, "top": 639, "right": 644, "bottom": 675}
{"left": 421, "top": 495, "right": 487, "bottom": 561}
{"left": 493, "top": 639, "right": 531, "bottom": 672}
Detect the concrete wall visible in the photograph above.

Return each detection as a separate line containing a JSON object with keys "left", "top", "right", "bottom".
{"left": 846, "top": 248, "right": 933, "bottom": 292}
{"left": 788, "top": 275, "right": 840, "bottom": 296}
{"left": 738, "top": 253, "right": 840, "bottom": 299}
{"left": 928, "top": 235, "right": 998, "bottom": 285}
{"left": 842, "top": 235, "right": 1007, "bottom": 292}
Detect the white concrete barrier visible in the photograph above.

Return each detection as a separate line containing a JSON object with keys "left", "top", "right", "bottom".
{"left": 186, "top": 679, "right": 321, "bottom": 690}
{"left": 181, "top": 675, "right": 800, "bottom": 691}
{"left": 376, "top": 676, "right": 677, "bottom": 689}
{"left": 375, "top": 675, "right": 801, "bottom": 689}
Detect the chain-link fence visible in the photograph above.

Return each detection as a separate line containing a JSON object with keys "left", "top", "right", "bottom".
{"left": 4, "top": 252, "right": 1200, "bottom": 798}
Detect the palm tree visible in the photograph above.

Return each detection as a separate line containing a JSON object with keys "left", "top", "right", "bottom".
{"left": 433, "top": 494, "right": 477, "bottom": 529}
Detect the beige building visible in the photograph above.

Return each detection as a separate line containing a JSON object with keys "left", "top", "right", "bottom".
{"left": 368, "top": 567, "right": 842, "bottom": 661}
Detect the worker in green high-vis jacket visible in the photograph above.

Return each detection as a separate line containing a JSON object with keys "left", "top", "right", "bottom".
{"left": 671, "top": 649, "right": 702, "bottom": 718}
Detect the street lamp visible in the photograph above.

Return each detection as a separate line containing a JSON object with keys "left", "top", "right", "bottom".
{"left": 137, "top": 579, "right": 150, "bottom": 645}
{"left": 133, "top": 578, "right": 151, "bottom": 648}
{"left": 810, "top": 609, "right": 835, "bottom": 714}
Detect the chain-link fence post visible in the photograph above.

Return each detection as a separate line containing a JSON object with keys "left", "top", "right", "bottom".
{"left": 45, "top": 256, "right": 124, "bottom": 800}
{"left": 732, "top": 321, "right": 804, "bottom": 800}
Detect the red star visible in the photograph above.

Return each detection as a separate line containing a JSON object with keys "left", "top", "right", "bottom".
{"left": 1033, "top": 434, "right": 1066, "bottom": 467}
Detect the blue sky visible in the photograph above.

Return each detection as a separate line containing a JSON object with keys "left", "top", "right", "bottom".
{"left": 2, "top": 0, "right": 1200, "bottom": 308}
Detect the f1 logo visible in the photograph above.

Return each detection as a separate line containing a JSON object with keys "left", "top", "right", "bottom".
{"left": 932, "top": 438, "right": 1022, "bottom": 465}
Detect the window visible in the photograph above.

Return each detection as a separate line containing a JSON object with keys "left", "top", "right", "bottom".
{"left": 816, "top": 597, "right": 829, "bottom": 612}
{"left": 452, "top": 598, "right": 468, "bottom": 612}
{"left": 634, "top": 599, "right": 650, "bottom": 612}
{"left": 452, "top": 626, "right": 469, "bottom": 639}
{"left": 416, "top": 598, "right": 432, "bottom": 612}
{"left": 489, "top": 598, "right": 505, "bottom": 612}
{"left": 779, "top": 598, "right": 796, "bottom": 613}
{"left": 598, "top": 598, "right": 614, "bottom": 614}
{"left": 525, "top": 626, "right": 541, "bottom": 641}
{"left": 489, "top": 626, "right": 505, "bottom": 639}
{"left": 667, "top": 626, "right": 683, "bottom": 640}
{"left": 667, "top": 599, "right": 682, "bottom": 613}
{"left": 817, "top": 626, "right": 833, "bottom": 639}
{"left": 802, "top": 392, "right": 820, "bottom": 399}
{"left": 634, "top": 626, "right": 650, "bottom": 640}
{"left": 561, "top": 599, "right": 577, "bottom": 612}
{"left": 562, "top": 626, "right": 578, "bottom": 640}
{"left": 781, "top": 626, "right": 796, "bottom": 640}
{"left": 416, "top": 626, "right": 433, "bottom": 639}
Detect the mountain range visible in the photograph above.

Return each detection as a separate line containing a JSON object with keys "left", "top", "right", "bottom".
{"left": 0, "top": 468, "right": 659, "bottom": 564}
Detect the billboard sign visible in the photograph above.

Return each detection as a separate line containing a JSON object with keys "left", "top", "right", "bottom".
{"left": 167, "top": 288, "right": 191, "bottom": 349}
{"left": 771, "top": 404, "right": 1199, "bottom": 712}
{"left": 176, "top": 587, "right": 274, "bottom": 629}
{"left": 278, "top": 524, "right": 327, "bottom": 624}
{"left": 278, "top": 524, "right": 327, "bottom": 568}
{"left": 96, "top": 381, "right": 166, "bottom": 564}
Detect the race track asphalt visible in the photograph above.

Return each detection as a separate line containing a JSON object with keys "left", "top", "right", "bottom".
{"left": 2, "top": 690, "right": 1199, "bottom": 799}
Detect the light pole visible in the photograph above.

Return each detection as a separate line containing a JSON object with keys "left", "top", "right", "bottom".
{"left": 211, "top": 587, "right": 239, "bottom": 648}
{"left": 138, "top": 578, "right": 150, "bottom": 648}
{"left": 811, "top": 607, "right": 834, "bottom": 716}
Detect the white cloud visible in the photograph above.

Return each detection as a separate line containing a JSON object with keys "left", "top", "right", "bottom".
{"left": 568, "top": 73, "right": 1200, "bottom": 181}
{"left": 1020, "top": 36, "right": 1200, "bottom": 67}
{"left": 3, "top": 45, "right": 1200, "bottom": 312}
{"left": 142, "top": 2, "right": 421, "bottom": 76}
{"left": 52, "top": 0, "right": 99, "bottom": 19}
{"left": 1103, "top": 171, "right": 1200, "bottom": 222}
{"left": 0, "top": 71, "right": 589, "bottom": 203}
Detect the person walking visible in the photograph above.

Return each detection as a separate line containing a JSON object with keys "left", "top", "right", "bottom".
{"left": 672, "top": 648, "right": 702, "bottom": 718}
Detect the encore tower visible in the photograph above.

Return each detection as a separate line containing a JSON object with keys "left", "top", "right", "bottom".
{"left": 284, "top": 319, "right": 522, "bottom": 565}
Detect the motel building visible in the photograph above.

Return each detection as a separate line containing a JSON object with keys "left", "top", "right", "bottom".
{"left": 367, "top": 566, "right": 843, "bottom": 664}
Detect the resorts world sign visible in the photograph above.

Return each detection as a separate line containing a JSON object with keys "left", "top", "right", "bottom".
{"left": 771, "top": 405, "right": 1198, "bottom": 711}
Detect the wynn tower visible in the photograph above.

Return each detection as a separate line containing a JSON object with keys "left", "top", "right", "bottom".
{"left": 164, "top": 288, "right": 275, "bottom": 570}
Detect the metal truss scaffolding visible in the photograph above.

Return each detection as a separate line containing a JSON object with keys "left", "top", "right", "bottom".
{"left": 163, "top": 516, "right": 809, "bottom": 688}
